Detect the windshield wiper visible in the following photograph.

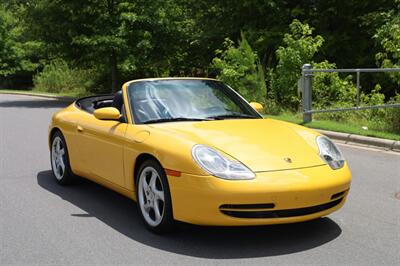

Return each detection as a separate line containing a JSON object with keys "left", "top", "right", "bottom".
{"left": 207, "top": 113, "right": 259, "bottom": 120}
{"left": 143, "top": 117, "right": 212, "bottom": 124}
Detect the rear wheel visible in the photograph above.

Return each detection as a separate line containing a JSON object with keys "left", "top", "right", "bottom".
{"left": 50, "top": 131, "right": 75, "bottom": 185}
{"left": 136, "top": 159, "right": 174, "bottom": 233}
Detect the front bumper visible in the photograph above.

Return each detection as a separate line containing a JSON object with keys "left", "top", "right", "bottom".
{"left": 167, "top": 164, "right": 351, "bottom": 226}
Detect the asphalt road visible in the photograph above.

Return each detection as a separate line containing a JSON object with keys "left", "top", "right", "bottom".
{"left": 1, "top": 94, "right": 399, "bottom": 265}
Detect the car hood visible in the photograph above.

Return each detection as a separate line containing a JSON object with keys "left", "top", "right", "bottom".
{"left": 149, "top": 118, "right": 325, "bottom": 172}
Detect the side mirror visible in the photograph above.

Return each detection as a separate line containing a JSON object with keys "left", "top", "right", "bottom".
{"left": 94, "top": 107, "right": 121, "bottom": 120}
{"left": 249, "top": 102, "right": 263, "bottom": 112}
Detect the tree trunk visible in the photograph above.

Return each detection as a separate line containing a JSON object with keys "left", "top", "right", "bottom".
{"left": 110, "top": 50, "right": 117, "bottom": 93}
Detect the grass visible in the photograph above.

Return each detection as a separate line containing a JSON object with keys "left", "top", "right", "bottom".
{"left": 0, "top": 89, "right": 86, "bottom": 98}
{"left": 264, "top": 113, "right": 400, "bottom": 141}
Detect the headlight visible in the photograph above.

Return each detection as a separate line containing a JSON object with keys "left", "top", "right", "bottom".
{"left": 316, "top": 136, "right": 345, "bottom": 170}
{"left": 192, "top": 145, "right": 255, "bottom": 180}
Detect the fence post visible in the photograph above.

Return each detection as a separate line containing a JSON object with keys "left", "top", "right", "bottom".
{"left": 356, "top": 70, "right": 360, "bottom": 106}
{"left": 302, "top": 64, "right": 312, "bottom": 123}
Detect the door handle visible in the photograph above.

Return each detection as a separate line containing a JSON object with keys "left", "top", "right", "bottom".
{"left": 77, "top": 125, "right": 84, "bottom": 132}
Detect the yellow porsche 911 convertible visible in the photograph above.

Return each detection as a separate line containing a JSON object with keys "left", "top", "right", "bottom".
{"left": 49, "top": 78, "right": 351, "bottom": 232}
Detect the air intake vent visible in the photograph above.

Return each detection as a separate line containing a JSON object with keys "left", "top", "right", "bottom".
{"left": 219, "top": 203, "right": 275, "bottom": 210}
{"left": 220, "top": 198, "right": 342, "bottom": 219}
{"left": 331, "top": 190, "right": 347, "bottom": 200}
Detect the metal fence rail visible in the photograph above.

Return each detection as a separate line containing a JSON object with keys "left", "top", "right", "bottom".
{"left": 301, "top": 64, "right": 400, "bottom": 123}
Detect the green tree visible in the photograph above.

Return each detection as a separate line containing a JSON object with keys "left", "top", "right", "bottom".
{"left": 270, "top": 20, "right": 324, "bottom": 109}
{"left": 212, "top": 34, "right": 266, "bottom": 103}
{"left": 2, "top": 0, "right": 398, "bottom": 99}
{"left": 24, "top": 0, "right": 190, "bottom": 92}
{"left": 0, "top": 4, "right": 39, "bottom": 78}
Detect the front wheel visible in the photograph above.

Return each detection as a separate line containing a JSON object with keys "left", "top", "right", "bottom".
{"left": 50, "top": 131, "right": 75, "bottom": 185}
{"left": 136, "top": 159, "right": 174, "bottom": 233}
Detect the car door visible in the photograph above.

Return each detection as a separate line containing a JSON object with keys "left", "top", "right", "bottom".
{"left": 75, "top": 115, "right": 127, "bottom": 187}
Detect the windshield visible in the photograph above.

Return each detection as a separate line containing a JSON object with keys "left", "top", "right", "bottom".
{"left": 127, "top": 79, "right": 261, "bottom": 124}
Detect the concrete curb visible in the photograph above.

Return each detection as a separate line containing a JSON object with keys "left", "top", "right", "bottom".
{"left": 0, "top": 91, "right": 75, "bottom": 102}
{"left": 317, "top": 129, "right": 400, "bottom": 152}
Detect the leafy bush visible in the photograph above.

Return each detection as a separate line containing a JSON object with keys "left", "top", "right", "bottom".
{"left": 269, "top": 20, "right": 324, "bottom": 110}
{"left": 211, "top": 18, "right": 399, "bottom": 135}
{"left": 212, "top": 33, "right": 266, "bottom": 104}
{"left": 314, "top": 85, "right": 400, "bottom": 134}
{"left": 311, "top": 61, "right": 358, "bottom": 122}
{"left": 312, "top": 61, "right": 357, "bottom": 109}
{"left": 267, "top": 20, "right": 359, "bottom": 117}
{"left": 33, "top": 59, "right": 93, "bottom": 95}
{"left": 385, "top": 94, "right": 400, "bottom": 133}
{"left": 366, "top": 92, "right": 400, "bottom": 134}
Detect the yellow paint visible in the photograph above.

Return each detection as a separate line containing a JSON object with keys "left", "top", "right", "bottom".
{"left": 168, "top": 164, "right": 350, "bottom": 225}
{"left": 93, "top": 107, "right": 121, "bottom": 120}
{"left": 49, "top": 78, "right": 352, "bottom": 226}
{"left": 249, "top": 102, "right": 263, "bottom": 112}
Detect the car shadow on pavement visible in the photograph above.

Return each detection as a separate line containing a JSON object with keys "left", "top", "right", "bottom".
{"left": 37, "top": 170, "right": 342, "bottom": 259}
{"left": 0, "top": 99, "right": 72, "bottom": 108}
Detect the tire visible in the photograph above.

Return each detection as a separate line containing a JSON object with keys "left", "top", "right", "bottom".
{"left": 50, "top": 131, "right": 75, "bottom": 185}
{"left": 136, "top": 159, "right": 174, "bottom": 233}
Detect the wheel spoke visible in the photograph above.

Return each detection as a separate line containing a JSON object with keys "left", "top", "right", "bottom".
{"left": 142, "top": 176, "right": 149, "bottom": 191}
{"left": 59, "top": 157, "right": 65, "bottom": 172}
{"left": 149, "top": 170, "right": 157, "bottom": 190}
{"left": 52, "top": 150, "right": 57, "bottom": 161}
{"left": 56, "top": 139, "right": 61, "bottom": 153}
{"left": 154, "top": 189, "right": 164, "bottom": 201}
{"left": 59, "top": 148, "right": 65, "bottom": 156}
{"left": 142, "top": 187, "right": 149, "bottom": 200}
{"left": 58, "top": 165, "right": 64, "bottom": 176}
{"left": 153, "top": 201, "right": 161, "bottom": 221}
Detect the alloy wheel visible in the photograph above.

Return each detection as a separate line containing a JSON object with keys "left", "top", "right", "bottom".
{"left": 51, "top": 136, "right": 66, "bottom": 180}
{"left": 138, "top": 166, "right": 165, "bottom": 227}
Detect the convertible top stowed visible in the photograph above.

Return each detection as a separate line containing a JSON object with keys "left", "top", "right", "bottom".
{"left": 75, "top": 95, "right": 114, "bottom": 114}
